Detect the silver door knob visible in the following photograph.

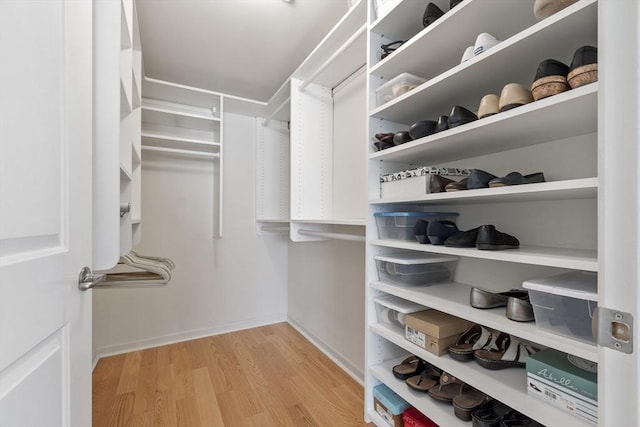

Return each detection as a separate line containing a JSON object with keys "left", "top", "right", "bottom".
{"left": 78, "top": 266, "right": 106, "bottom": 291}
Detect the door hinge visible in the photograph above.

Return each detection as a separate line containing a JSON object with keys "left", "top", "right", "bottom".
{"left": 595, "top": 307, "right": 633, "bottom": 354}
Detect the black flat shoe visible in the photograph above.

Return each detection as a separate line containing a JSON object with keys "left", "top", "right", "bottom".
{"left": 393, "top": 131, "right": 413, "bottom": 145}
{"left": 476, "top": 225, "right": 519, "bottom": 250}
{"left": 449, "top": 105, "right": 478, "bottom": 128}
{"left": 426, "top": 220, "right": 459, "bottom": 245}
{"left": 568, "top": 45, "right": 598, "bottom": 88}
{"left": 445, "top": 177, "right": 468, "bottom": 192}
{"left": 429, "top": 175, "right": 454, "bottom": 193}
{"left": 531, "top": 59, "right": 570, "bottom": 101}
{"left": 450, "top": 0, "right": 464, "bottom": 8}
{"left": 444, "top": 227, "right": 480, "bottom": 248}
{"left": 413, "top": 219, "right": 429, "bottom": 244}
{"left": 373, "top": 140, "right": 395, "bottom": 151}
{"left": 467, "top": 169, "right": 497, "bottom": 189}
{"left": 436, "top": 115, "right": 449, "bottom": 132}
{"left": 409, "top": 120, "right": 438, "bottom": 140}
{"left": 488, "top": 172, "right": 545, "bottom": 187}
{"left": 423, "top": 3, "right": 445, "bottom": 27}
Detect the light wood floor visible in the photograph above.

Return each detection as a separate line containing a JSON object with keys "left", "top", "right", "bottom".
{"left": 93, "top": 322, "right": 370, "bottom": 426}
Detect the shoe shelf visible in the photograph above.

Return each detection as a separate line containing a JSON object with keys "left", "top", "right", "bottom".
{"left": 369, "top": 349, "right": 589, "bottom": 427}
{"left": 369, "top": 356, "right": 467, "bottom": 427}
{"left": 370, "top": 177, "right": 597, "bottom": 206}
{"left": 142, "top": 98, "right": 221, "bottom": 131}
{"left": 369, "top": 0, "right": 536, "bottom": 81}
{"left": 370, "top": 82, "right": 596, "bottom": 164}
{"left": 141, "top": 127, "right": 220, "bottom": 154}
{"left": 369, "top": 239, "right": 597, "bottom": 272}
{"left": 370, "top": 280, "right": 598, "bottom": 362}
{"left": 369, "top": 0, "right": 597, "bottom": 125}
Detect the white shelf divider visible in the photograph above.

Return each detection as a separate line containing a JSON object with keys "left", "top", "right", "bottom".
{"left": 370, "top": 280, "right": 598, "bottom": 361}
{"left": 369, "top": 240, "right": 598, "bottom": 272}
{"left": 371, "top": 178, "right": 598, "bottom": 205}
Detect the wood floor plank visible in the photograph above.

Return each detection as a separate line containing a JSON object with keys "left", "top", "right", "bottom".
{"left": 93, "top": 322, "right": 371, "bottom": 427}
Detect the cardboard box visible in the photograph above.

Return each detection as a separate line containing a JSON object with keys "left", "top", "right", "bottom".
{"left": 373, "top": 383, "right": 410, "bottom": 427}
{"left": 404, "top": 310, "right": 470, "bottom": 355}
{"left": 526, "top": 348, "right": 598, "bottom": 426}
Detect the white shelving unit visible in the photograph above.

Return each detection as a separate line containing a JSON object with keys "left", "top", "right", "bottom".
{"left": 140, "top": 77, "right": 223, "bottom": 237}
{"left": 364, "top": 1, "right": 600, "bottom": 426}
{"left": 256, "top": 0, "right": 368, "bottom": 242}
{"left": 93, "top": 0, "right": 143, "bottom": 269}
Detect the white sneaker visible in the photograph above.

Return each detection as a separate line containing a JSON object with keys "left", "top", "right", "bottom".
{"left": 473, "top": 32, "right": 501, "bottom": 56}
{"left": 460, "top": 46, "right": 474, "bottom": 63}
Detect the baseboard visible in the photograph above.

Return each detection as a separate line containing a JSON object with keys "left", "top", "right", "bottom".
{"left": 92, "top": 312, "right": 287, "bottom": 368}
{"left": 287, "top": 317, "right": 364, "bottom": 386}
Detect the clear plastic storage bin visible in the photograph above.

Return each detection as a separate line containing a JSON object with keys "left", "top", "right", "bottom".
{"left": 376, "top": 73, "right": 426, "bottom": 107}
{"left": 375, "top": 253, "right": 458, "bottom": 286}
{"left": 374, "top": 211, "right": 458, "bottom": 241}
{"left": 373, "top": 294, "right": 428, "bottom": 329}
{"left": 523, "top": 271, "right": 598, "bottom": 344}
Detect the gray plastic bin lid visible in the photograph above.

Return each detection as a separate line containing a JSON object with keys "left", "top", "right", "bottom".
{"left": 523, "top": 271, "right": 597, "bottom": 301}
{"left": 374, "top": 211, "right": 458, "bottom": 217}
{"left": 374, "top": 253, "right": 458, "bottom": 265}
{"left": 373, "top": 294, "right": 428, "bottom": 314}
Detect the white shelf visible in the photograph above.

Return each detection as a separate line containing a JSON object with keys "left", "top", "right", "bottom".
{"left": 369, "top": 0, "right": 597, "bottom": 124}
{"left": 370, "top": 178, "right": 598, "bottom": 205}
{"left": 142, "top": 98, "right": 220, "bottom": 133}
{"left": 261, "top": 79, "right": 291, "bottom": 124}
{"left": 370, "top": 280, "right": 598, "bottom": 361}
{"left": 369, "top": 240, "right": 598, "bottom": 272}
{"left": 370, "top": 83, "right": 597, "bottom": 164}
{"left": 370, "top": 0, "right": 537, "bottom": 81}
{"left": 141, "top": 131, "right": 219, "bottom": 154}
{"left": 120, "top": 162, "right": 132, "bottom": 181}
{"left": 142, "top": 77, "right": 222, "bottom": 114}
{"left": 256, "top": 219, "right": 290, "bottom": 223}
{"left": 291, "top": 219, "right": 366, "bottom": 226}
{"left": 120, "top": 77, "right": 132, "bottom": 116}
{"left": 120, "top": 0, "right": 132, "bottom": 49}
{"left": 369, "top": 358, "right": 465, "bottom": 427}
{"left": 369, "top": 349, "right": 588, "bottom": 427}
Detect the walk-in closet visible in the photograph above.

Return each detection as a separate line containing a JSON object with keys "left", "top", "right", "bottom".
{"left": 0, "top": 0, "right": 638, "bottom": 426}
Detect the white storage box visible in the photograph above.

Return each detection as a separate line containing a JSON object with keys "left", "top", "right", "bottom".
{"left": 523, "top": 271, "right": 597, "bottom": 344}
{"left": 376, "top": 73, "right": 426, "bottom": 107}
{"left": 375, "top": 253, "right": 458, "bottom": 286}
{"left": 373, "top": 294, "right": 428, "bottom": 329}
{"left": 379, "top": 166, "right": 470, "bottom": 199}
{"left": 374, "top": 211, "right": 458, "bottom": 241}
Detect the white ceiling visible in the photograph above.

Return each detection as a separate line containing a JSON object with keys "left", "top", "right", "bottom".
{"left": 136, "top": 0, "right": 350, "bottom": 102}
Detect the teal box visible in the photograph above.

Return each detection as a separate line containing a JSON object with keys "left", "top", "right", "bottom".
{"left": 526, "top": 348, "right": 597, "bottom": 425}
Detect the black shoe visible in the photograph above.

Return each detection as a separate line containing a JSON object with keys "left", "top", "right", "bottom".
{"left": 476, "top": 225, "right": 519, "bottom": 250}
{"left": 444, "top": 227, "right": 479, "bottom": 247}
{"left": 467, "top": 169, "right": 497, "bottom": 189}
{"left": 414, "top": 219, "right": 429, "bottom": 244}
{"left": 436, "top": 115, "right": 449, "bottom": 132}
{"left": 448, "top": 106, "right": 477, "bottom": 128}
{"left": 568, "top": 45, "right": 598, "bottom": 88}
{"left": 531, "top": 59, "right": 570, "bottom": 100}
{"left": 429, "top": 175, "right": 454, "bottom": 193}
{"left": 488, "top": 172, "right": 545, "bottom": 187}
{"left": 445, "top": 177, "right": 468, "bottom": 192}
{"left": 409, "top": 120, "right": 438, "bottom": 140}
{"left": 423, "top": 3, "right": 445, "bottom": 27}
{"left": 393, "top": 131, "right": 413, "bottom": 145}
{"left": 373, "top": 140, "right": 395, "bottom": 151}
{"left": 427, "top": 220, "right": 459, "bottom": 245}
{"left": 450, "top": 0, "right": 464, "bottom": 8}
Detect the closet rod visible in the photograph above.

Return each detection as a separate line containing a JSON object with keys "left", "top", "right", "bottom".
{"left": 260, "top": 225, "right": 290, "bottom": 232}
{"left": 298, "top": 23, "right": 367, "bottom": 92}
{"left": 141, "top": 145, "right": 220, "bottom": 158}
{"left": 298, "top": 228, "right": 365, "bottom": 242}
{"left": 261, "top": 96, "right": 291, "bottom": 127}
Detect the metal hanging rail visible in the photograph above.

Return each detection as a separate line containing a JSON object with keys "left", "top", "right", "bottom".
{"left": 261, "top": 96, "right": 291, "bottom": 127}
{"left": 298, "top": 23, "right": 367, "bottom": 92}
{"left": 298, "top": 228, "right": 365, "bottom": 242}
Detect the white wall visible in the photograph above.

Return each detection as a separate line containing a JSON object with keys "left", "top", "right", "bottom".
{"left": 93, "top": 113, "right": 288, "bottom": 357}
{"left": 287, "top": 240, "right": 366, "bottom": 381}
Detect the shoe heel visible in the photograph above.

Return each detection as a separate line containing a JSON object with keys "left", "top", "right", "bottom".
{"left": 428, "top": 235, "right": 446, "bottom": 245}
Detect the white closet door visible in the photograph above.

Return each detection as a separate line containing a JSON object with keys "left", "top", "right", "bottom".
{"left": 0, "top": 2, "right": 93, "bottom": 426}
